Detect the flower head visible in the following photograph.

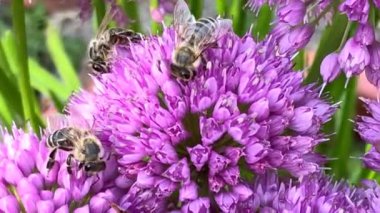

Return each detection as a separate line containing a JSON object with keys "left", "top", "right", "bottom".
{"left": 151, "top": 0, "right": 176, "bottom": 22}
{"left": 276, "top": 0, "right": 306, "bottom": 26}
{"left": 357, "top": 99, "right": 380, "bottom": 171}
{"left": 365, "top": 41, "right": 380, "bottom": 88}
{"left": 0, "top": 124, "right": 127, "bottom": 212}
{"left": 354, "top": 23, "right": 375, "bottom": 46}
{"left": 339, "top": 0, "right": 370, "bottom": 23}
{"left": 338, "top": 38, "right": 370, "bottom": 79}
{"left": 238, "top": 172, "right": 378, "bottom": 212}
{"left": 320, "top": 52, "right": 341, "bottom": 84}
{"left": 67, "top": 21, "right": 336, "bottom": 210}
{"left": 277, "top": 24, "right": 314, "bottom": 55}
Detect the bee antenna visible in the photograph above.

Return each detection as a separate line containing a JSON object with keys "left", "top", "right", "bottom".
{"left": 91, "top": 174, "right": 101, "bottom": 188}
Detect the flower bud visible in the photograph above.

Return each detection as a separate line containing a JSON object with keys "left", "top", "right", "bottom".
{"left": 320, "top": 53, "right": 341, "bottom": 83}
{"left": 277, "top": 0, "right": 306, "bottom": 26}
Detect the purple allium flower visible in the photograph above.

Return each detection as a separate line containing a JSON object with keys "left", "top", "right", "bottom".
{"left": 339, "top": 0, "right": 370, "bottom": 23}
{"left": 246, "top": 0, "right": 287, "bottom": 11}
{"left": 238, "top": 172, "right": 378, "bottom": 212}
{"left": 78, "top": 0, "right": 128, "bottom": 26}
{"left": 277, "top": 24, "right": 314, "bottom": 55}
{"left": 357, "top": 99, "right": 380, "bottom": 171}
{"left": 150, "top": 0, "right": 176, "bottom": 22}
{"left": 338, "top": 38, "right": 370, "bottom": 79}
{"left": 354, "top": 23, "right": 375, "bottom": 46}
{"left": 374, "top": 0, "right": 380, "bottom": 8}
{"left": 276, "top": 0, "right": 306, "bottom": 26}
{"left": 0, "top": 124, "right": 127, "bottom": 212}
{"left": 67, "top": 22, "right": 336, "bottom": 210}
{"left": 320, "top": 53, "right": 341, "bottom": 84}
{"left": 365, "top": 42, "right": 380, "bottom": 88}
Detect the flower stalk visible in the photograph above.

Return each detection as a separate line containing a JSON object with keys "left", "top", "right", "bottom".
{"left": 11, "top": 0, "right": 39, "bottom": 132}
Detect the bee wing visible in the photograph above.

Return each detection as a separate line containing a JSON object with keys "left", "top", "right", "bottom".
{"left": 46, "top": 114, "right": 70, "bottom": 133}
{"left": 214, "top": 18, "right": 233, "bottom": 40}
{"left": 196, "top": 18, "right": 232, "bottom": 48}
{"left": 173, "top": 0, "right": 196, "bottom": 41}
{"left": 96, "top": 6, "right": 117, "bottom": 37}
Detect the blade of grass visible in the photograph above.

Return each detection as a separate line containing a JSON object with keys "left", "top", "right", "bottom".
{"left": 0, "top": 94, "right": 13, "bottom": 128}
{"left": 330, "top": 78, "right": 357, "bottom": 179}
{"left": 2, "top": 31, "right": 69, "bottom": 108}
{"left": 11, "top": 0, "right": 39, "bottom": 131}
{"left": 252, "top": 4, "right": 272, "bottom": 40}
{"left": 0, "top": 40, "right": 15, "bottom": 80}
{"left": 118, "top": 0, "right": 141, "bottom": 31}
{"left": 46, "top": 24, "right": 80, "bottom": 91}
{"left": 28, "top": 58, "right": 72, "bottom": 101}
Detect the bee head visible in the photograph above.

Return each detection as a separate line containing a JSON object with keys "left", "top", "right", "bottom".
{"left": 84, "top": 161, "right": 106, "bottom": 173}
{"left": 90, "top": 61, "right": 109, "bottom": 74}
{"left": 170, "top": 63, "right": 194, "bottom": 81}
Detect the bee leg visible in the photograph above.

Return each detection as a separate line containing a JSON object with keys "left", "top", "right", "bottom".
{"left": 110, "top": 202, "right": 126, "bottom": 213}
{"left": 47, "top": 148, "right": 57, "bottom": 169}
{"left": 66, "top": 154, "right": 74, "bottom": 175}
{"left": 78, "top": 162, "right": 84, "bottom": 170}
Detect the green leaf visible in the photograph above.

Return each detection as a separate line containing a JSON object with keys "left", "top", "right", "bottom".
{"left": 28, "top": 58, "right": 71, "bottom": 101}
{"left": 230, "top": 0, "right": 247, "bottom": 36}
{"left": 46, "top": 24, "right": 80, "bottom": 91}
{"left": 330, "top": 78, "right": 357, "bottom": 179}
{"left": 1, "top": 31, "right": 69, "bottom": 105}
{"left": 216, "top": 0, "right": 228, "bottom": 16}
{"left": 0, "top": 94, "right": 13, "bottom": 128}
{"left": 252, "top": 4, "right": 272, "bottom": 40}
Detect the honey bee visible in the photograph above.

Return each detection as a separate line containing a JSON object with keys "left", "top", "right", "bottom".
{"left": 46, "top": 116, "right": 106, "bottom": 175}
{"left": 88, "top": 9, "right": 143, "bottom": 74}
{"left": 171, "top": 0, "right": 232, "bottom": 81}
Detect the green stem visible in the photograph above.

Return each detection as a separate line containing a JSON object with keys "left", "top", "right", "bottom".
{"left": 189, "top": 0, "right": 204, "bottom": 19}
{"left": 330, "top": 78, "right": 357, "bottom": 179}
{"left": 337, "top": 22, "right": 352, "bottom": 51}
{"left": 215, "top": 0, "right": 227, "bottom": 16}
{"left": 230, "top": 0, "right": 246, "bottom": 35}
{"left": 92, "top": 0, "right": 106, "bottom": 27}
{"left": 11, "top": 0, "right": 39, "bottom": 132}
{"left": 150, "top": 0, "right": 162, "bottom": 34}
{"left": 118, "top": 0, "right": 141, "bottom": 31}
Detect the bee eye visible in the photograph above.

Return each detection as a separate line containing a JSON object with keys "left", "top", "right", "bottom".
{"left": 84, "top": 164, "right": 92, "bottom": 172}
{"left": 181, "top": 71, "right": 191, "bottom": 79}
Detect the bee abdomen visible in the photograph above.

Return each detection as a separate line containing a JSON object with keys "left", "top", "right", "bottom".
{"left": 47, "top": 133, "right": 58, "bottom": 148}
